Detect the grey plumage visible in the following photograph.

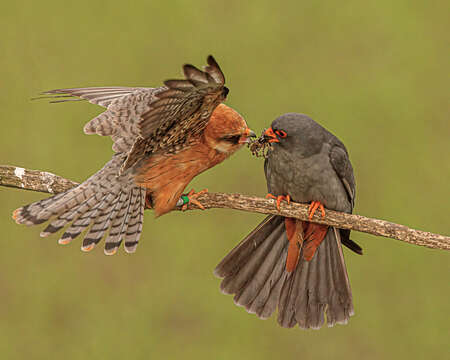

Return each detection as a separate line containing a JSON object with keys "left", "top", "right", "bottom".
{"left": 215, "top": 113, "right": 359, "bottom": 329}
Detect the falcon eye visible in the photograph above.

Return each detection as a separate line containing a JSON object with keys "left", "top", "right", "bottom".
{"left": 221, "top": 134, "right": 241, "bottom": 144}
{"left": 276, "top": 130, "right": 287, "bottom": 138}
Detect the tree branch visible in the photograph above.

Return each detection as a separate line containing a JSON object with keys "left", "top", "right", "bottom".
{"left": 1, "top": 164, "right": 449, "bottom": 250}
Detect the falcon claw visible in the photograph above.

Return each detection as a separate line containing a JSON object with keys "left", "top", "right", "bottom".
{"left": 189, "top": 198, "right": 205, "bottom": 210}
{"left": 266, "top": 193, "right": 291, "bottom": 211}
{"left": 181, "top": 189, "right": 208, "bottom": 211}
{"left": 308, "top": 201, "right": 326, "bottom": 220}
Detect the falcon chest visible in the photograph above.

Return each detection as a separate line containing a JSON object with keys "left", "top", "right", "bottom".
{"left": 266, "top": 144, "right": 348, "bottom": 211}
{"left": 133, "top": 142, "right": 227, "bottom": 215}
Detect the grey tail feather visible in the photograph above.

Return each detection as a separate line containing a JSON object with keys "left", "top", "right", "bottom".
{"left": 12, "top": 154, "right": 146, "bottom": 254}
{"left": 214, "top": 215, "right": 354, "bottom": 329}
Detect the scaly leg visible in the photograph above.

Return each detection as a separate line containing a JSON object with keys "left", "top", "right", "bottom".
{"left": 266, "top": 193, "right": 291, "bottom": 211}
{"left": 308, "top": 200, "right": 326, "bottom": 220}
{"left": 302, "top": 200, "right": 328, "bottom": 260}
{"left": 180, "top": 189, "right": 208, "bottom": 211}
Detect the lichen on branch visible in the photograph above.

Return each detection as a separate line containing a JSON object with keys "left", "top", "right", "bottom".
{"left": 1, "top": 164, "right": 449, "bottom": 250}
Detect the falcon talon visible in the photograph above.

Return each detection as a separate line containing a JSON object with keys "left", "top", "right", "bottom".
{"left": 181, "top": 189, "right": 208, "bottom": 211}
{"left": 12, "top": 55, "right": 252, "bottom": 255}
{"left": 217, "top": 113, "right": 360, "bottom": 329}
{"left": 308, "top": 201, "right": 326, "bottom": 220}
{"left": 266, "top": 193, "right": 291, "bottom": 211}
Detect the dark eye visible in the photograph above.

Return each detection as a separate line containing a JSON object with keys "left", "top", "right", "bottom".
{"left": 275, "top": 130, "right": 287, "bottom": 138}
{"left": 221, "top": 134, "right": 241, "bottom": 144}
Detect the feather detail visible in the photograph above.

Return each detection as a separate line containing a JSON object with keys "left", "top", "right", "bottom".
{"left": 13, "top": 154, "right": 146, "bottom": 253}
{"left": 215, "top": 215, "right": 354, "bottom": 329}
{"left": 38, "top": 87, "right": 147, "bottom": 108}
{"left": 122, "top": 56, "right": 228, "bottom": 172}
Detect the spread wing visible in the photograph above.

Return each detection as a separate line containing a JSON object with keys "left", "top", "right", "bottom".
{"left": 34, "top": 56, "right": 228, "bottom": 173}
{"left": 37, "top": 86, "right": 162, "bottom": 154}
{"left": 36, "top": 87, "right": 149, "bottom": 108}
{"left": 121, "top": 55, "right": 228, "bottom": 171}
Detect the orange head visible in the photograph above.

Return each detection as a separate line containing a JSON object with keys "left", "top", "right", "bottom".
{"left": 204, "top": 104, "right": 256, "bottom": 154}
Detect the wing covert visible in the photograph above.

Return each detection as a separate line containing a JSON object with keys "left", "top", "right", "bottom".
{"left": 330, "top": 145, "right": 356, "bottom": 209}
{"left": 139, "top": 55, "right": 228, "bottom": 140}
{"left": 121, "top": 55, "right": 229, "bottom": 171}
{"left": 33, "top": 56, "right": 229, "bottom": 175}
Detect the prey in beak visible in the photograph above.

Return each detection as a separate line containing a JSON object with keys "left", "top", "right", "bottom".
{"left": 248, "top": 128, "right": 273, "bottom": 158}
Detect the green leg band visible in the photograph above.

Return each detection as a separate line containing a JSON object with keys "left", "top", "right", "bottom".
{"left": 181, "top": 195, "right": 190, "bottom": 205}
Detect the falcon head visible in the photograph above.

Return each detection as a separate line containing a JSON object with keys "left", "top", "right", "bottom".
{"left": 263, "top": 113, "right": 329, "bottom": 156}
{"left": 204, "top": 104, "right": 256, "bottom": 154}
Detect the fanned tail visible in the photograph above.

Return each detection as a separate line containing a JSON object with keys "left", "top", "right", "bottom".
{"left": 214, "top": 215, "right": 354, "bottom": 329}
{"left": 12, "top": 154, "right": 146, "bottom": 254}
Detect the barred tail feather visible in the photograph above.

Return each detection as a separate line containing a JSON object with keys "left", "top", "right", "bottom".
{"left": 103, "top": 186, "right": 145, "bottom": 255}
{"left": 123, "top": 187, "right": 145, "bottom": 253}
{"left": 12, "top": 154, "right": 146, "bottom": 254}
{"left": 215, "top": 215, "right": 354, "bottom": 329}
{"left": 81, "top": 191, "right": 124, "bottom": 251}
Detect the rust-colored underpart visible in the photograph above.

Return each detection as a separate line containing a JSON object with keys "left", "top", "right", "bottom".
{"left": 285, "top": 217, "right": 303, "bottom": 272}
{"left": 284, "top": 200, "right": 329, "bottom": 271}
{"left": 135, "top": 104, "right": 250, "bottom": 217}
{"left": 302, "top": 223, "right": 329, "bottom": 261}
{"left": 135, "top": 142, "right": 228, "bottom": 216}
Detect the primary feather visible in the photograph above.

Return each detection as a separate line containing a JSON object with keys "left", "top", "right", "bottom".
{"left": 13, "top": 56, "right": 250, "bottom": 253}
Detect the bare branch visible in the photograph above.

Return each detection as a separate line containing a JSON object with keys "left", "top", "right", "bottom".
{"left": 0, "top": 165, "right": 78, "bottom": 194}
{"left": 1, "top": 164, "right": 449, "bottom": 250}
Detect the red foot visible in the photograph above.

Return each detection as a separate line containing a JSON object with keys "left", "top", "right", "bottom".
{"left": 181, "top": 189, "right": 208, "bottom": 211}
{"left": 266, "top": 193, "right": 291, "bottom": 211}
{"left": 308, "top": 201, "right": 325, "bottom": 220}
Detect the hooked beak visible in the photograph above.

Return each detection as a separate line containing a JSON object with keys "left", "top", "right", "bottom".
{"left": 264, "top": 127, "right": 279, "bottom": 143}
{"left": 239, "top": 128, "right": 257, "bottom": 144}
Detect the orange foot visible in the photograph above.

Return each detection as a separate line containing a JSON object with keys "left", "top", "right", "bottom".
{"left": 181, "top": 189, "right": 208, "bottom": 211}
{"left": 308, "top": 201, "right": 326, "bottom": 220}
{"left": 266, "top": 193, "right": 291, "bottom": 211}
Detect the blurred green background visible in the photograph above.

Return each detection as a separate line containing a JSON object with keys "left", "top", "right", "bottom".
{"left": 1, "top": 1, "right": 448, "bottom": 359}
